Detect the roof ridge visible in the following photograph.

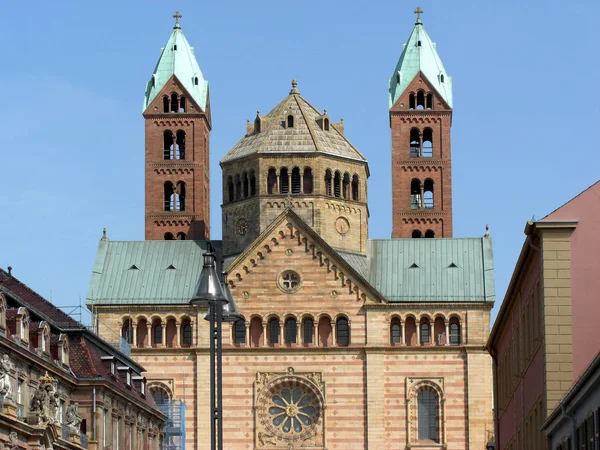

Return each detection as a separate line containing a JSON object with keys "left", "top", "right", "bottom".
{"left": 294, "top": 95, "right": 322, "bottom": 153}
{"left": 257, "top": 95, "right": 294, "bottom": 152}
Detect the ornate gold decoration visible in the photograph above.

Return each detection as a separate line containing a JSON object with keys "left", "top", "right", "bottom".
{"left": 236, "top": 218, "right": 249, "bottom": 236}
{"left": 334, "top": 217, "right": 350, "bottom": 236}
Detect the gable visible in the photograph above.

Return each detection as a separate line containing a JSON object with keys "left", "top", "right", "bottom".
{"left": 143, "top": 74, "right": 206, "bottom": 116}
{"left": 225, "top": 209, "right": 383, "bottom": 305}
{"left": 390, "top": 71, "right": 451, "bottom": 112}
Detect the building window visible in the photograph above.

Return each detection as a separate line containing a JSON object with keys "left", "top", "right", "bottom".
{"left": 267, "top": 168, "right": 277, "bottom": 194}
{"left": 336, "top": 317, "right": 349, "bottom": 346}
{"left": 269, "top": 318, "right": 279, "bottom": 346}
{"left": 302, "top": 318, "right": 313, "bottom": 345}
{"left": 333, "top": 171, "right": 341, "bottom": 198}
{"left": 450, "top": 319, "right": 460, "bottom": 345}
{"left": 182, "top": 322, "right": 192, "bottom": 345}
{"left": 351, "top": 174, "right": 359, "bottom": 201}
{"left": 280, "top": 168, "right": 289, "bottom": 194}
{"left": 422, "top": 128, "right": 433, "bottom": 157}
{"left": 103, "top": 409, "right": 107, "bottom": 447}
{"left": 425, "top": 230, "right": 435, "bottom": 238}
{"left": 324, "top": 170, "right": 332, "bottom": 196}
{"left": 153, "top": 320, "right": 162, "bottom": 347}
{"left": 412, "top": 230, "right": 422, "bottom": 239}
{"left": 277, "top": 270, "right": 301, "bottom": 293}
{"left": 285, "top": 318, "right": 297, "bottom": 345}
{"left": 424, "top": 179, "right": 434, "bottom": 208}
{"left": 391, "top": 317, "right": 401, "bottom": 344}
{"left": 417, "top": 388, "right": 439, "bottom": 442}
{"left": 291, "top": 167, "right": 301, "bottom": 194}
{"left": 421, "top": 321, "right": 430, "bottom": 344}
{"left": 234, "top": 319, "right": 246, "bottom": 345}
{"left": 342, "top": 173, "right": 350, "bottom": 199}
{"left": 17, "top": 379, "right": 23, "bottom": 405}
{"left": 287, "top": 115, "right": 294, "bottom": 128}
{"left": 121, "top": 318, "right": 133, "bottom": 344}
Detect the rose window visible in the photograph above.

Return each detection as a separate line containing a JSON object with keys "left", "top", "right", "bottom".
{"left": 268, "top": 387, "right": 317, "bottom": 434}
{"left": 277, "top": 270, "right": 301, "bottom": 293}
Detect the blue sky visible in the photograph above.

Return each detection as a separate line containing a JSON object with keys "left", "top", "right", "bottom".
{"left": 0, "top": 0, "right": 598, "bottom": 326}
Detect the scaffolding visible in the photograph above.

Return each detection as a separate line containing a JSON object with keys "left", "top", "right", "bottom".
{"left": 160, "top": 400, "right": 186, "bottom": 450}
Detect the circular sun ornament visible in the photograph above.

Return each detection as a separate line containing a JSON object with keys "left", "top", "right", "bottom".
{"left": 236, "top": 218, "right": 248, "bottom": 236}
{"left": 335, "top": 217, "right": 350, "bottom": 236}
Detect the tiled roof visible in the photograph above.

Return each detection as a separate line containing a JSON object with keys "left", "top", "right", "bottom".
{"left": 221, "top": 82, "right": 367, "bottom": 164}
{"left": 0, "top": 269, "right": 82, "bottom": 329}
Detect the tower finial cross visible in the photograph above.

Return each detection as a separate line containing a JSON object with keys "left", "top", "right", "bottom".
{"left": 173, "top": 10, "right": 182, "bottom": 25}
{"left": 414, "top": 6, "right": 424, "bottom": 21}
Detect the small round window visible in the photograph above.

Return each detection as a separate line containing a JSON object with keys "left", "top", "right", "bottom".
{"left": 277, "top": 270, "right": 301, "bottom": 293}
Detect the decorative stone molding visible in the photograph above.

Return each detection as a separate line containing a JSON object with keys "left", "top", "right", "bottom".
{"left": 405, "top": 377, "right": 446, "bottom": 448}
{"left": 254, "top": 367, "right": 325, "bottom": 449}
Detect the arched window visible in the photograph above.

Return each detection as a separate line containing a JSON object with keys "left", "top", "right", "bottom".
{"left": 227, "top": 176, "right": 234, "bottom": 202}
{"left": 121, "top": 318, "right": 133, "bottom": 344}
{"left": 416, "top": 91, "right": 425, "bottom": 110}
{"left": 194, "top": 77, "right": 199, "bottom": 86}
{"left": 164, "top": 232, "right": 174, "bottom": 240}
{"left": 287, "top": 115, "right": 294, "bottom": 128}
{"left": 303, "top": 168, "right": 313, "bottom": 194}
{"left": 267, "top": 168, "right": 277, "bottom": 194}
{"left": 425, "top": 230, "right": 435, "bottom": 238}
{"left": 279, "top": 168, "right": 289, "bottom": 194}
{"left": 412, "top": 230, "right": 422, "bottom": 239}
{"left": 234, "top": 319, "right": 246, "bottom": 345}
{"left": 417, "top": 388, "right": 439, "bottom": 442}
{"left": 409, "top": 93, "right": 416, "bottom": 110}
{"left": 410, "top": 128, "right": 421, "bottom": 158}
{"left": 351, "top": 174, "right": 359, "bottom": 201}
{"left": 176, "top": 131, "right": 186, "bottom": 159}
{"left": 434, "top": 317, "right": 445, "bottom": 345}
{"left": 291, "top": 167, "right": 301, "bottom": 194}
{"left": 137, "top": 318, "right": 148, "bottom": 348}
{"left": 342, "top": 173, "right": 350, "bottom": 199}
{"left": 324, "top": 118, "right": 330, "bottom": 131}
{"left": 164, "top": 182, "right": 175, "bottom": 211}
{"left": 150, "top": 387, "right": 169, "bottom": 407}
{"left": 179, "top": 97, "right": 186, "bottom": 113}
{"left": 177, "top": 181, "right": 186, "bottom": 211}
{"left": 390, "top": 317, "right": 401, "bottom": 345}
{"left": 285, "top": 318, "right": 297, "bottom": 345}
{"left": 250, "top": 317, "right": 263, "bottom": 347}
{"left": 163, "top": 96, "right": 169, "bottom": 113}
{"left": 333, "top": 171, "right": 341, "bottom": 198}
{"left": 170, "top": 93, "right": 178, "bottom": 113}
{"left": 336, "top": 317, "right": 349, "bottom": 346}
{"left": 422, "top": 128, "right": 433, "bottom": 157}
{"left": 302, "top": 318, "right": 314, "bottom": 345}
{"left": 235, "top": 175, "right": 242, "bottom": 200}
{"left": 249, "top": 171, "right": 257, "bottom": 196}
{"left": 450, "top": 318, "right": 460, "bottom": 345}
{"left": 411, "top": 179, "right": 422, "bottom": 209}
{"left": 426, "top": 93, "right": 433, "bottom": 110}
{"left": 417, "top": 40, "right": 422, "bottom": 47}
{"left": 165, "top": 318, "right": 176, "bottom": 348}
{"left": 152, "top": 319, "right": 162, "bottom": 347}
{"left": 420, "top": 319, "right": 430, "bottom": 345}
{"left": 324, "top": 170, "right": 332, "bottom": 196}
{"left": 177, "top": 232, "right": 186, "bottom": 240}
{"left": 268, "top": 318, "right": 279, "bottom": 346}
{"left": 163, "top": 130, "right": 174, "bottom": 160}
{"left": 242, "top": 172, "right": 249, "bottom": 198}
{"left": 318, "top": 317, "right": 332, "bottom": 347}
{"left": 182, "top": 319, "right": 192, "bottom": 346}
{"left": 254, "top": 118, "right": 261, "bottom": 133}
{"left": 424, "top": 179, "right": 434, "bottom": 209}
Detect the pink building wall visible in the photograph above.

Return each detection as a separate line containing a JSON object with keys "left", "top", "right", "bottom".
{"left": 544, "top": 181, "right": 600, "bottom": 377}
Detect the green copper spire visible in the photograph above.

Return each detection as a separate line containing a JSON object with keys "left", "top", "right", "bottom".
{"left": 389, "top": 7, "right": 452, "bottom": 108}
{"left": 143, "top": 11, "right": 208, "bottom": 112}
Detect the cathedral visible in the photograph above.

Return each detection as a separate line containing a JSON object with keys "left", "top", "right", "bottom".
{"left": 87, "top": 8, "right": 495, "bottom": 449}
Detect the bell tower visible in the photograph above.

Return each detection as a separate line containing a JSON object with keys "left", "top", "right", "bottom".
{"left": 389, "top": 7, "right": 453, "bottom": 239}
{"left": 142, "top": 11, "right": 211, "bottom": 240}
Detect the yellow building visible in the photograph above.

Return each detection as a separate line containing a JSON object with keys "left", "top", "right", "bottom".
{"left": 88, "top": 9, "right": 495, "bottom": 450}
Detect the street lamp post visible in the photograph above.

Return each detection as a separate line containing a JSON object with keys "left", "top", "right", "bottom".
{"left": 190, "top": 246, "right": 241, "bottom": 450}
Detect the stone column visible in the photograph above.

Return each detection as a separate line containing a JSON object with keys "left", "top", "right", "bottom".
{"left": 300, "top": 173, "right": 304, "bottom": 194}
{"left": 416, "top": 322, "right": 421, "bottom": 346}
{"left": 161, "top": 321, "right": 166, "bottom": 347}
{"left": 296, "top": 321, "right": 301, "bottom": 345}
{"left": 146, "top": 324, "right": 152, "bottom": 348}
{"left": 313, "top": 321, "right": 318, "bottom": 347}
{"left": 331, "top": 321, "right": 336, "bottom": 346}
{"left": 400, "top": 320, "right": 405, "bottom": 345}
{"left": 419, "top": 131, "right": 424, "bottom": 157}
{"left": 262, "top": 322, "right": 267, "bottom": 347}
{"left": 245, "top": 323, "right": 250, "bottom": 347}
{"left": 420, "top": 184, "right": 425, "bottom": 208}
{"left": 276, "top": 174, "right": 280, "bottom": 193}
{"left": 445, "top": 321, "right": 450, "bottom": 346}
{"left": 132, "top": 323, "right": 137, "bottom": 348}
{"left": 176, "top": 322, "right": 181, "bottom": 348}
{"left": 279, "top": 321, "right": 284, "bottom": 346}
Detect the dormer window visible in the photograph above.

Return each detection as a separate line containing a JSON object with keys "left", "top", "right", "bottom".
{"left": 0, "top": 293, "right": 6, "bottom": 331}
{"left": 59, "top": 334, "right": 69, "bottom": 366}
{"left": 111, "top": 361, "right": 115, "bottom": 376}
{"left": 118, "top": 366, "right": 133, "bottom": 387}
{"left": 38, "top": 321, "right": 51, "bottom": 354}
{"left": 194, "top": 77, "right": 199, "bottom": 86}
{"left": 440, "top": 74, "right": 445, "bottom": 83}
{"left": 287, "top": 115, "right": 294, "bottom": 128}
{"left": 396, "top": 72, "right": 401, "bottom": 84}
{"left": 173, "top": 45, "right": 177, "bottom": 51}
{"left": 127, "top": 371, "right": 131, "bottom": 386}
{"left": 324, "top": 118, "right": 330, "bottom": 131}
{"left": 141, "top": 379, "right": 145, "bottom": 395}
{"left": 16, "top": 307, "right": 30, "bottom": 343}
{"left": 417, "top": 40, "right": 422, "bottom": 47}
